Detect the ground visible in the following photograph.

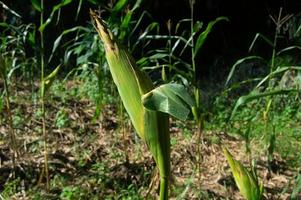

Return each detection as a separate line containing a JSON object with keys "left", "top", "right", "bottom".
{"left": 0, "top": 80, "right": 300, "bottom": 199}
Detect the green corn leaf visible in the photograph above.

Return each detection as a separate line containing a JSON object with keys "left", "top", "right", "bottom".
{"left": 225, "top": 56, "right": 265, "bottom": 86}
{"left": 255, "top": 66, "right": 301, "bottom": 89}
{"left": 41, "top": 65, "right": 62, "bottom": 97}
{"left": 39, "top": 0, "right": 73, "bottom": 32}
{"left": 223, "top": 147, "right": 263, "bottom": 200}
{"left": 142, "top": 83, "right": 195, "bottom": 121}
{"left": 249, "top": 33, "right": 274, "bottom": 52}
{"left": 231, "top": 89, "right": 299, "bottom": 120}
{"left": 48, "top": 26, "right": 89, "bottom": 63}
{"left": 31, "top": 0, "right": 42, "bottom": 11}
{"left": 194, "top": 16, "right": 229, "bottom": 56}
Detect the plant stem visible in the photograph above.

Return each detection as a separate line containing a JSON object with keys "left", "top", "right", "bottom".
{"left": 264, "top": 8, "right": 281, "bottom": 169}
{"left": 3, "top": 69, "right": 18, "bottom": 179}
{"left": 159, "top": 177, "right": 168, "bottom": 200}
{"left": 190, "top": 0, "right": 203, "bottom": 187}
{"left": 39, "top": 0, "right": 49, "bottom": 191}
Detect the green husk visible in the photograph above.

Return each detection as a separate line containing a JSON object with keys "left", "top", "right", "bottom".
{"left": 90, "top": 10, "right": 170, "bottom": 199}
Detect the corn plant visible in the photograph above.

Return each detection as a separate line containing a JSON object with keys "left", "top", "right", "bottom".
{"left": 226, "top": 8, "right": 301, "bottom": 170}
{"left": 132, "top": 1, "right": 228, "bottom": 185}
{"left": 223, "top": 147, "right": 264, "bottom": 200}
{"left": 0, "top": 55, "right": 18, "bottom": 180}
{"left": 0, "top": 3, "right": 34, "bottom": 183}
{"left": 31, "top": 0, "right": 73, "bottom": 190}
{"left": 91, "top": 10, "right": 194, "bottom": 199}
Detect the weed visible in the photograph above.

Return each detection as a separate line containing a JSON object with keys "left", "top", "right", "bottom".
{"left": 54, "top": 109, "right": 70, "bottom": 128}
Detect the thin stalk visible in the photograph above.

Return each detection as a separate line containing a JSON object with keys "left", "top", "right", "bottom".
{"left": 3, "top": 71, "right": 18, "bottom": 179}
{"left": 39, "top": 0, "right": 50, "bottom": 191}
{"left": 264, "top": 9, "right": 281, "bottom": 169}
{"left": 118, "top": 98, "right": 129, "bottom": 163}
{"left": 190, "top": 0, "right": 203, "bottom": 188}
{"left": 167, "top": 19, "right": 172, "bottom": 81}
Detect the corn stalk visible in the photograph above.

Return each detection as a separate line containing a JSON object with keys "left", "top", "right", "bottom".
{"left": 91, "top": 10, "right": 194, "bottom": 199}
{"left": 91, "top": 11, "right": 170, "bottom": 199}
{"left": 0, "top": 56, "right": 19, "bottom": 180}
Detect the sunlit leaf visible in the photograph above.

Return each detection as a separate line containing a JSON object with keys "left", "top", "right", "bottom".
{"left": 142, "top": 83, "right": 195, "bottom": 121}
{"left": 255, "top": 66, "right": 301, "bottom": 89}
{"left": 41, "top": 65, "right": 62, "bottom": 97}
{"left": 231, "top": 89, "right": 299, "bottom": 119}
{"left": 223, "top": 147, "right": 263, "bottom": 200}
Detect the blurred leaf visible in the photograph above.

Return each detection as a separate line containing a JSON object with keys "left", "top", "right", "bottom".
{"left": 131, "top": 0, "right": 143, "bottom": 11}
{"left": 225, "top": 56, "right": 265, "bottom": 86}
{"left": 175, "top": 18, "right": 191, "bottom": 34}
{"left": 112, "top": 0, "right": 128, "bottom": 16}
{"left": 0, "top": 55, "right": 5, "bottom": 76}
{"left": 39, "top": 0, "right": 73, "bottom": 32}
{"left": 136, "top": 57, "right": 148, "bottom": 66}
{"left": 119, "top": 10, "right": 133, "bottom": 40}
{"left": 137, "top": 22, "right": 160, "bottom": 40}
{"left": 223, "top": 147, "right": 263, "bottom": 200}
{"left": 193, "top": 21, "right": 203, "bottom": 32}
{"left": 277, "top": 45, "right": 301, "bottom": 56}
{"left": 297, "top": 70, "right": 301, "bottom": 88}
{"left": 87, "top": 0, "right": 98, "bottom": 4}
{"left": 194, "top": 16, "right": 229, "bottom": 56}
{"left": 0, "top": 94, "right": 3, "bottom": 113}
{"left": 149, "top": 53, "right": 169, "bottom": 60}
{"left": 291, "top": 174, "right": 301, "bottom": 200}
{"left": 0, "top": 1, "right": 21, "bottom": 17}
{"left": 31, "top": 0, "right": 41, "bottom": 11}
{"left": 75, "top": 0, "right": 83, "bottom": 21}
{"left": 255, "top": 66, "right": 301, "bottom": 89}
{"left": 41, "top": 65, "right": 62, "bottom": 97}
{"left": 48, "top": 26, "right": 89, "bottom": 63}
{"left": 231, "top": 89, "right": 299, "bottom": 119}
{"left": 249, "top": 33, "right": 274, "bottom": 52}
{"left": 142, "top": 83, "right": 195, "bottom": 121}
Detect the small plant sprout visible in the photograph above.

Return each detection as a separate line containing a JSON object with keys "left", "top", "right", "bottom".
{"left": 223, "top": 147, "right": 264, "bottom": 200}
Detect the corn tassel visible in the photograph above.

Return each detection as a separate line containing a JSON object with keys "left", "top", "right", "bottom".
{"left": 90, "top": 10, "right": 170, "bottom": 199}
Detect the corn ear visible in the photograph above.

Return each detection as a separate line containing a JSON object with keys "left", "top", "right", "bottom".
{"left": 90, "top": 10, "right": 170, "bottom": 199}
{"left": 223, "top": 147, "right": 264, "bottom": 200}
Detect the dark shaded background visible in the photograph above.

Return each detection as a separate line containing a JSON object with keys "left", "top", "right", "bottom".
{"left": 1, "top": 0, "right": 301, "bottom": 79}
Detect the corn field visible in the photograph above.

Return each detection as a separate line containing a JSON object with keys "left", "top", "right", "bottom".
{"left": 0, "top": 1, "right": 301, "bottom": 199}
